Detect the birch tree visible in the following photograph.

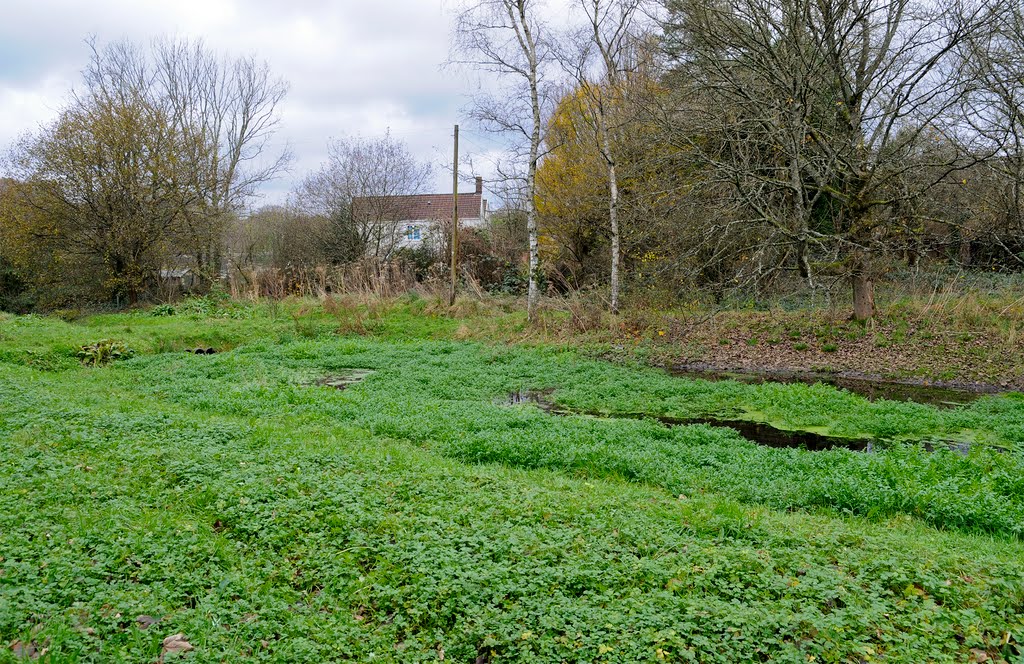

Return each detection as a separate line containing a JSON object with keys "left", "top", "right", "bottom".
{"left": 561, "top": 0, "right": 649, "bottom": 312}
{"left": 451, "top": 0, "right": 556, "bottom": 321}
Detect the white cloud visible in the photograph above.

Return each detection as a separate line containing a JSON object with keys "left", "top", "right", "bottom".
{"left": 0, "top": 0, "right": 520, "bottom": 204}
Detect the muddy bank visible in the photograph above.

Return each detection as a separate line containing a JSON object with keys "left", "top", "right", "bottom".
{"left": 505, "top": 389, "right": 990, "bottom": 455}
{"left": 668, "top": 363, "right": 1000, "bottom": 407}
{"left": 644, "top": 309, "right": 1024, "bottom": 392}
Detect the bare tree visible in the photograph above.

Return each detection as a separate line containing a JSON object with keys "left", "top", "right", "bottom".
{"left": 153, "top": 37, "right": 291, "bottom": 281}
{"left": 558, "top": 0, "right": 651, "bottom": 312}
{"left": 226, "top": 205, "right": 329, "bottom": 273}
{"left": 451, "top": 0, "right": 557, "bottom": 321}
{"left": 4, "top": 40, "right": 204, "bottom": 304}
{"left": 962, "top": 3, "right": 1024, "bottom": 264}
{"left": 1, "top": 37, "right": 289, "bottom": 305}
{"left": 294, "top": 133, "right": 433, "bottom": 262}
{"left": 663, "top": 0, "right": 998, "bottom": 319}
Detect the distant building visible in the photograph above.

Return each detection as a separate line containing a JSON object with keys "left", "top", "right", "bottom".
{"left": 158, "top": 267, "right": 197, "bottom": 290}
{"left": 352, "top": 177, "right": 490, "bottom": 254}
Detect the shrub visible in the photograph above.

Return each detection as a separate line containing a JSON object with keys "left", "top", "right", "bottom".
{"left": 77, "top": 339, "right": 135, "bottom": 366}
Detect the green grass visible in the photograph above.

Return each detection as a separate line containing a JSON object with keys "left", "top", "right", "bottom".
{"left": 1, "top": 302, "right": 1023, "bottom": 662}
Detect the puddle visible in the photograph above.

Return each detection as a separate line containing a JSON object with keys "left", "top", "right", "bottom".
{"left": 665, "top": 415, "right": 874, "bottom": 451}
{"left": 669, "top": 366, "right": 989, "bottom": 408}
{"left": 318, "top": 369, "right": 374, "bottom": 390}
{"left": 508, "top": 388, "right": 554, "bottom": 406}
{"left": 506, "top": 390, "right": 989, "bottom": 455}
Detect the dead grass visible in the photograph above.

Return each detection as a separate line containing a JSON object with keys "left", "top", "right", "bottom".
{"left": 227, "top": 259, "right": 418, "bottom": 300}
{"left": 649, "top": 297, "right": 1024, "bottom": 388}
{"left": 313, "top": 293, "right": 392, "bottom": 336}
{"left": 211, "top": 272, "right": 1024, "bottom": 387}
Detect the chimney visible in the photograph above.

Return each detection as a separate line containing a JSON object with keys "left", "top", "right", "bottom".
{"left": 475, "top": 176, "right": 483, "bottom": 195}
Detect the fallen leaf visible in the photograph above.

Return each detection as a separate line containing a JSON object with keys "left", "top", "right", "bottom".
{"left": 136, "top": 615, "right": 160, "bottom": 630}
{"left": 161, "top": 633, "right": 193, "bottom": 654}
{"left": 9, "top": 641, "right": 37, "bottom": 659}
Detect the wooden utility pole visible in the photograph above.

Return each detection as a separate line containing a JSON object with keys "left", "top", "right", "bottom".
{"left": 449, "top": 124, "right": 459, "bottom": 306}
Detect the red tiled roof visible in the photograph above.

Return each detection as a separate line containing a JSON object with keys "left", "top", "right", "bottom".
{"left": 352, "top": 193, "right": 484, "bottom": 222}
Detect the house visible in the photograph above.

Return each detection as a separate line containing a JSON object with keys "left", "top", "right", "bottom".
{"left": 352, "top": 177, "right": 490, "bottom": 254}
{"left": 158, "top": 267, "right": 197, "bottom": 290}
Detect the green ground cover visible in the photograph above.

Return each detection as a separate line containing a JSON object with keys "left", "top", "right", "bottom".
{"left": 1, "top": 301, "right": 1023, "bottom": 662}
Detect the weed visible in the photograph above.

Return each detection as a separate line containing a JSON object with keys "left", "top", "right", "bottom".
{"left": 51, "top": 308, "right": 82, "bottom": 322}
{"left": 76, "top": 339, "right": 134, "bottom": 366}
{"left": 178, "top": 296, "right": 216, "bottom": 317}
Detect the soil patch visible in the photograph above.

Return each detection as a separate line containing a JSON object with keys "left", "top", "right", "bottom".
{"left": 318, "top": 369, "right": 374, "bottom": 390}
{"left": 669, "top": 364, "right": 991, "bottom": 407}
{"left": 650, "top": 310, "right": 1024, "bottom": 392}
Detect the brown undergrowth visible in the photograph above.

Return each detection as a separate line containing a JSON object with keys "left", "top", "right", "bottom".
{"left": 277, "top": 285, "right": 1024, "bottom": 390}
{"left": 642, "top": 296, "right": 1024, "bottom": 389}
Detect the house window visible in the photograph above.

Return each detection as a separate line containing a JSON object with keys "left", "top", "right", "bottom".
{"left": 406, "top": 225, "right": 422, "bottom": 241}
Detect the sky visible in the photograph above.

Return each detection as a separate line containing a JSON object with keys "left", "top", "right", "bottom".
{"left": 0, "top": 0, "right": 525, "bottom": 207}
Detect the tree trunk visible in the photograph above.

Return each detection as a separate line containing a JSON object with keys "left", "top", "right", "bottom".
{"left": 851, "top": 253, "right": 874, "bottom": 322}
{"left": 525, "top": 114, "right": 541, "bottom": 320}
{"left": 958, "top": 234, "right": 972, "bottom": 267}
{"left": 524, "top": 3, "right": 542, "bottom": 324}
{"left": 211, "top": 238, "right": 223, "bottom": 285}
{"left": 906, "top": 243, "right": 918, "bottom": 267}
{"left": 526, "top": 181, "right": 540, "bottom": 321}
{"left": 608, "top": 171, "right": 620, "bottom": 314}
{"left": 797, "top": 237, "right": 814, "bottom": 289}
{"left": 604, "top": 139, "right": 620, "bottom": 314}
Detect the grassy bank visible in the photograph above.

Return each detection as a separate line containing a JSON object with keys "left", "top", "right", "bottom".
{"left": 1, "top": 301, "right": 1023, "bottom": 662}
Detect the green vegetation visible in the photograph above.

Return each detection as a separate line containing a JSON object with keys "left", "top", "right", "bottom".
{"left": 76, "top": 339, "right": 136, "bottom": 366}
{"left": 1, "top": 301, "right": 1023, "bottom": 662}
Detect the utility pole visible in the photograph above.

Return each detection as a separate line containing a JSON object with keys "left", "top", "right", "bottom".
{"left": 449, "top": 124, "right": 459, "bottom": 306}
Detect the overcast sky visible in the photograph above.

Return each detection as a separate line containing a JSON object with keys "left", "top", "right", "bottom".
{"left": 0, "top": 0, "right": 527, "bottom": 207}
